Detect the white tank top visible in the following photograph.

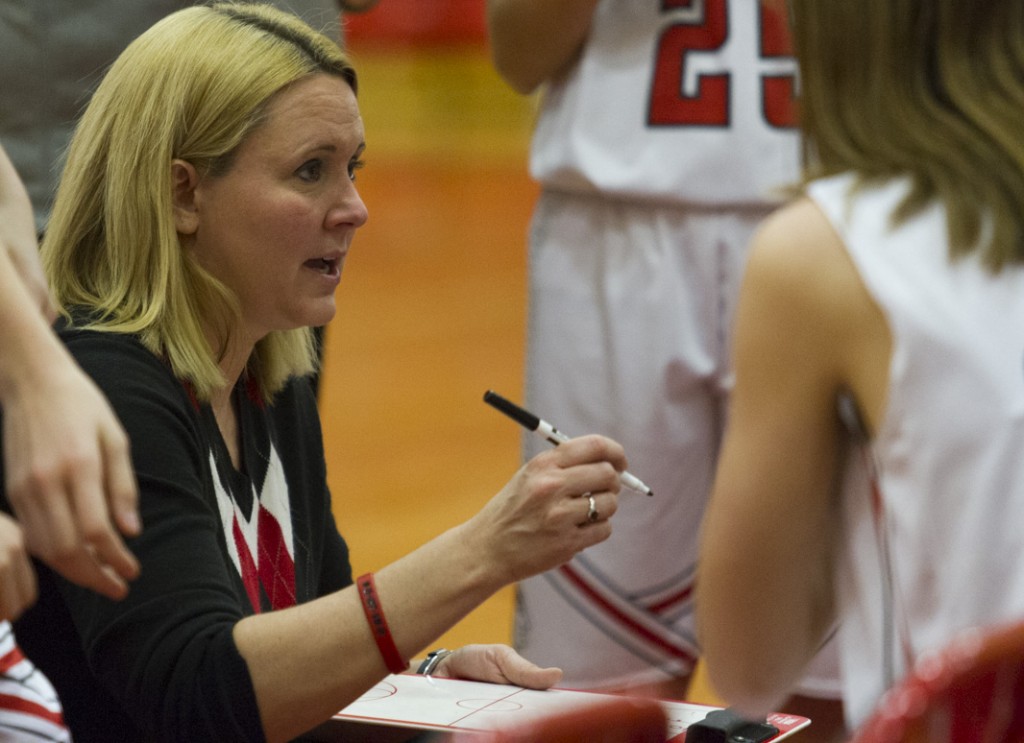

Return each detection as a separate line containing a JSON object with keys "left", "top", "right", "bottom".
{"left": 530, "top": 0, "right": 801, "bottom": 206}
{"left": 808, "top": 173, "right": 1024, "bottom": 728}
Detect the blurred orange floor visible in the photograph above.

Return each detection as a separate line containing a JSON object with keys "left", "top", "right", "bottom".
{"left": 318, "top": 44, "right": 535, "bottom": 650}
{"left": 317, "top": 43, "right": 722, "bottom": 707}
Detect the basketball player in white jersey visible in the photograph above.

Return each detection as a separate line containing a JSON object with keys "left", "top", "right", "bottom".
{"left": 488, "top": 1, "right": 843, "bottom": 738}
{"left": 698, "top": 0, "right": 1024, "bottom": 736}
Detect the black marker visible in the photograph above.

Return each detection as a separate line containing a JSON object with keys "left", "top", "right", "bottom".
{"left": 484, "top": 390, "right": 654, "bottom": 496}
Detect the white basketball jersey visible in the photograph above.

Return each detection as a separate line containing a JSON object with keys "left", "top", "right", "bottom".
{"left": 530, "top": 0, "right": 801, "bottom": 206}
{"left": 809, "top": 173, "right": 1024, "bottom": 729}
{"left": 0, "top": 623, "right": 69, "bottom": 742}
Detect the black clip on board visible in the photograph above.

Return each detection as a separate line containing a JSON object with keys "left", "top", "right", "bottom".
{"left": 685, "top": 708, "right": 780, "bottom": 743}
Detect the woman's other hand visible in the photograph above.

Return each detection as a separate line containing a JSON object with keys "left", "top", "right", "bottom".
{"left": 427, "top": 644, "right": 563, "bottom": 690}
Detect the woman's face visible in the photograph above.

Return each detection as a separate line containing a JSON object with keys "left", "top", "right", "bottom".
{"left": 185, "top": 73, "right": 367, "bottom": 342}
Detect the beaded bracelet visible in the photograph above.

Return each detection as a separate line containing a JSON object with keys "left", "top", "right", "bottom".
{"left": 356, "top": 573, "right": 408, "bottom": 674}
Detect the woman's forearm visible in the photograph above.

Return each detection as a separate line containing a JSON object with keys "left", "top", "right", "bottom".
{"left": 236, "top": 434, "right": 625, "bottom": 743}
{"left": 234, "top": 522, "right": 501, "bottom": 743}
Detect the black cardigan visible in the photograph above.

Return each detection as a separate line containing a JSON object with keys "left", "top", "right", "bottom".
{"left": 3, "top": 327, "right": 352, "bottom": 742}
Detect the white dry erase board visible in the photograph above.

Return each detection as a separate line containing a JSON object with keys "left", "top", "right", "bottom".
{"left": 302, "top": 674, "right": 811, "bottom": 741}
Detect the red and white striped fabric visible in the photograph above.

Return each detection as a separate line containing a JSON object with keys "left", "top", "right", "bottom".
{"left": 0, "top": 622, "right": 69, "bottom": 742}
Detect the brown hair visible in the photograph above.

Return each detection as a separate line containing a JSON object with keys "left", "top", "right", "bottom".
{"left": 791, "top": 0, "right": 1024, "bottom": 268}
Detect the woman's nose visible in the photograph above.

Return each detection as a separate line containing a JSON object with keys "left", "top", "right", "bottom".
{"left": 327, "top": 181, "right": 368, "bottom": 229}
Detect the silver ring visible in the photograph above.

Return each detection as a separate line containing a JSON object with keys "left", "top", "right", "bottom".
{"left": 586, "top": 495, "right": 599, "bottom": 523}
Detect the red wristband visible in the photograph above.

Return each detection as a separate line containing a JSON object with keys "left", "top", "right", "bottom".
{"left": 356, "top": 573, "right": 408, "bottom": 674}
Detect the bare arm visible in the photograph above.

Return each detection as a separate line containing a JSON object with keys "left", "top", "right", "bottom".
{"left": 0, "top": 144, "right": 140, "bottom": 602}
{"left": 0, "top": 144, "right": 50, "bottom": 318}
{"left": 696, "top": 199, "right": 889, "bottom": 716}
{"left": 486, "top": 0, "right": 600, "bottom": 94}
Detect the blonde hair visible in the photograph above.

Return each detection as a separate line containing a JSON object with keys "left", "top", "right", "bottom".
{"left": 43, "top": 2, "right": 357, "bottom": 401}
{"left": 791, "top": 0, "right": 1024, "bottom": 269}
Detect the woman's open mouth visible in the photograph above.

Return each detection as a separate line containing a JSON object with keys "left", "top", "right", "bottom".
{"left": 304, "top": 256, "right": 341, "bottom": 276}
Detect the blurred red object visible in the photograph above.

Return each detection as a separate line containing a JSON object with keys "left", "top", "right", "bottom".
{"left": 850, "top": 618, "right": 1024, "bottom": 743}
{"left": 344, "top": 0, "right": 487, "bottom": 47}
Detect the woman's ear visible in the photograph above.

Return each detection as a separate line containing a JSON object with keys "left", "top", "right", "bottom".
{"left": 171, "top": 159, "right": 201, "bottom": 235}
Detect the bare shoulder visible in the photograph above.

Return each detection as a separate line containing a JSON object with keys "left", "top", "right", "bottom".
{"left": 742, "top": 196, "right": 891, "bottom": 430}
{"left": 749, "top": 198, "right": 848, "bottom": 289}
{"left": 744, "top": 196, "right": 873, "bottom": 329}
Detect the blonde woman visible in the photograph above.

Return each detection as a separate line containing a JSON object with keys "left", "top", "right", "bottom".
{"left": 698, "top": 0, "right": 1024, "bottom": 735}
{"left": 6, "top": 4, "right": 630, "bottom": 742}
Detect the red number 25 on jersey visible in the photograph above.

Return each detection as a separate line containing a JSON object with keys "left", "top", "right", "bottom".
{"left": 648, "top": 0, "right": 797, "bottom": 129}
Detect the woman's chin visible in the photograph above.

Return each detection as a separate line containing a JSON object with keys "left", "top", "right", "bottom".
{"left": 299, "top": 302, "right": 337, "bottom": 330}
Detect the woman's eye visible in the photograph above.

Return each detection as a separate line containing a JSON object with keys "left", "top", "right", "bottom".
{"left": 348, "top": 158, "right": 365, "bottom": 182}
{"left": 298, "top": 160, "right": 323, "bottom": 182}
